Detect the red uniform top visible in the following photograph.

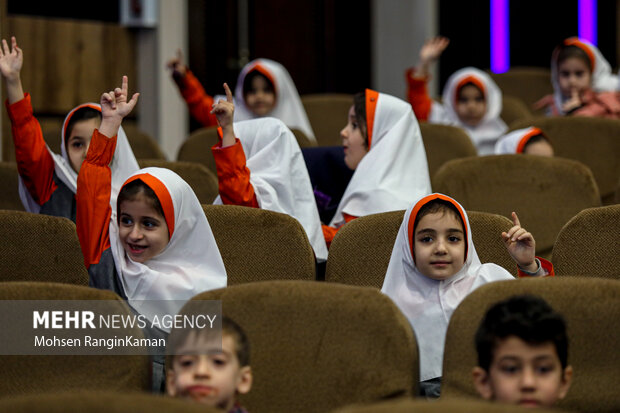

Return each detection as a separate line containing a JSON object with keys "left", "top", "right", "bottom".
{"left": 178, "top": 70, "right": 219, "bottom": 127}
{"left": 6, "top": 93, "right": 58, "bottom": 205}
{"left": 405, "top": 68, "right": 432, "bottom": 121}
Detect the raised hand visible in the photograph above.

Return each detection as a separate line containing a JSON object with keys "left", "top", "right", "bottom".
{"left": 562, "top": 88, "right": 582, "bottom": 114}
{"left": 211, "top": 83, "right": 236, "bottom": 147}
{"left": 502, "top": 212, "right": 538, "bottom": 273}
{"left": 0, "top": 36, "right": 23, "bottom": 81}
{"left": 167, "top": 48, "right": 187, "bottom": 83}
{"left": 419, "top": 36, "right": 450, "bottom": 66}
{"left": 99, "top": 76, "right": 140, "bottom": 138}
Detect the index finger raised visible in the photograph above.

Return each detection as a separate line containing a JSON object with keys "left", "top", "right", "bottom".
{"left": 511, "top": 211, "right": 521, "bottom": 227}
{"left": 223, "top": 83, "right": 233, "bottom": 102}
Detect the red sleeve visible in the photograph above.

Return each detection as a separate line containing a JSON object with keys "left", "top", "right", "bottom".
{"left": 178, "top": 70, "right": 219, "bottom": 127}
{"left": 517, "top": 257, "right": 555, "bottom": 278}
{"left": 76, "top": 130, "right": 117, "bottom": 268}
{"left": 322, "top": 214, "right": 357, "bottom": 249}
{"left": 211, "top": 135, "right": 259, "bottom": 208}
{"left": 405, "top": 68, "right": 432, "bottom": 121}
{"left": 6, "top": 93, "right": 58, "bottom": 205}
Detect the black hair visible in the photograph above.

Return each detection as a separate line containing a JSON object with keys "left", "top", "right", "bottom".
{"left": 413, "top": 199, "right": 464, "bottom": 235}
{"left": 65, "top": 107, "right": 101, "bottom": 140}
{"left": 475, "top": 294, "right": 569, "bottom": 371}
{"left": 457, "top": 82, "right": 484, "bottom": 100}
{"left": 522, "top": 133, "right": 552, "bottom": 153}
{"left": 116, "top": 179, "right": 165, "bottom": 226}
{"left": 556, "top": 44, "right": 592, "bottom": 73}
{"left": 353, "top": 91, "right": 368, "bottom": 147}
{"left": 242, "top": 69, "right": 275, "bottom": 99}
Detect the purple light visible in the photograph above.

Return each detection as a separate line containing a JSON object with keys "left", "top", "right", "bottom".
{"left": 578, "top": 0, "right": 597, "bottom": 45}
{"left": 490, "top": 0, "right": 509, "bottom": 73}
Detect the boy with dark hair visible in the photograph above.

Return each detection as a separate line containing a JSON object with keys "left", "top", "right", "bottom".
{"left": 472, "top": 295, "right": 573, "bottom": 408}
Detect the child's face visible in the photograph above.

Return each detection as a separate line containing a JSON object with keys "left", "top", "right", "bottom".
{"left": 119, "top": 193, "right": 170, "bottom": 263}
{"left": 524, "top": 140, "right": 554, "bottom": 157}
{"left": 341, "top": 105, "right": 368, "bottom": 170}
{"left": 414, "top": 211, "right": 466, "bottom": 280}
{"left": 557, "top": 57, "right": 591, "bottom": 97}
{"left": 66, "top": 117, "right": 100, "bottom": 173}
{"left": 167, "top": 333, "right": 252, "bottom": 410}
{"left": 455, "top": 84, "right": 486, "bottom": 127}
{"left": 245, "top": 75, "right": 276, "bottom": 116}
{"left": 473, "top": 336, "right": 572, "bottom": 408}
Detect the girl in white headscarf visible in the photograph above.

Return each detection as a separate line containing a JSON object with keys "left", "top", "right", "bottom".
{"left": 406, "top": 37, "right": 507, "bottom": 155}
{"left": 381, "top": 193, "right": 553, "bottom": 397}
{"left": 494, "top": 126, "right": 554, "bottom": 156}
{"left": 168, "top": 52, "right": 315, "bottom": 142}
{"left": 534, "top": 37, "right": 620, "bottom": 118}
{"left": 0, "top": 36, "right": 139, "bottom": 220}
{"left": 210, "top": 85, "right": 328, "bottom": 261}
{"left": 321, "top": 89, "right": 432, "bottom": 247}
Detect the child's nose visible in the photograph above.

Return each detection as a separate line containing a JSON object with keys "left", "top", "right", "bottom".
{"left": 340, "top": 126, "right": 348, "bottom": 139}
{"left": 520, "top": 367, "right": 536, "bottom": 389}
{"left": 129, "top": 225, "right": 144, "bottom": 240}
{"left": 434, "top": 239, "right": 448, "bottom": 253}
{"left": 194, "top": 358, "right": 211, "bottom": 377}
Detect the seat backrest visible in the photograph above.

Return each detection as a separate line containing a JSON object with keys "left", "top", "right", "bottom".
{"left": 489, "top": 67, "right": 553, "bottom": 116}
{"left": 202, "top": 205, "right": 316, "bottom": 284}
{"left": 510, "top": 116, "right": 620, "bottom": 204}
{"left": 0, "top": 211, "right": 88, "bottom": 285}
{"left": 191, "top": 280, "right": 418, "bottom": 413}
{"left": 433, "top": 155, "right": 601, "bottom": 258}
{"left": 419, "top": 123, "right": 477, "bottom": 183}
{"left": 290, "top": 127, "right": 317, "bottom": 148}
{"left": 176, "top": 126, "right": 219, "bottom": 173}
{"left": 301, "top": 93, "right": 352, "bottom": 146}
{"left": 0, "top": 282, "right": 150, "bottom": 397}
{"left": 325, "top": 210, "right": 517, "bottom": 288}
{"left": 0, "top": 162, "right": 24, "bottom": 211}
{"left": 500, "top": 94, "right": 532, "bottom": 125}
{"left": 552, "top": 205, "right": 620, "bottom": 279}
{"left": 441, "top": 277, "right": 620, "bottom": 413}
{"left": 138, "top": 159, "right": 218, "bottom": 204}
{"left": 123, "top": 124, "right": 166, "bottom": 160}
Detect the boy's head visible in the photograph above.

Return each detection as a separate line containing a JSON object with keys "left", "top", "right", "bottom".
{"left": 243, "top": 68, "right": 276, "bottom": 116}
{"left": 521, "top": 133, "right": 554, "bottom": 157}
{"left": 472, "top": 295, "right": 572, "bottom": 408}
{"left": 555, "top": 42, "right": 593, "bottom": 97}
{"left": 64, "top": 106, "right": 102, "bottom": 174}
{"left": 454, "top": 76, "right": 487, "bottom": 127}
{"left": 341, "top": 92, "right": 369, "bottom": 170}
{"left": 410, "top": 196, "right": 467, "bottom": 281}
{"left": 166, "top": 317, "right": 252, "bottom": 410}
{"left": 117, "top": 178, "right": 170, "bottom": 263}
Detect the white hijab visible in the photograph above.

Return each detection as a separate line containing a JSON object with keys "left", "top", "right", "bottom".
{"left": 232, "top": 58, "right": 316, "bottom": 143}
{"left": 430, "top": 67, "right": 507, "bottom": 155}
{"left": 551, "top": 37, "right": 619, "bottom": 115}
{"left": 329, "top": 89, "right": 431, "bottom": 227}
{"left": 213, "top": 118, "right": 328, "bottom": 261}
{"left": 18, "top": 103, "right": 139, "bottom": 215}
{"left": 381, "top": 193, "right": 514, "bottom": 381}
{"left": 494, "top": 126, "right": 545, "bottom": 154}
{"left": 110, "top": 167, "right": 227, "bottom": 327}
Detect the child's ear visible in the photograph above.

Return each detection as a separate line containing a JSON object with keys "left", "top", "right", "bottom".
{"left": 165, "top": 370, "right": 178, "bottom": 397}
{"left": 472, "top": 366, "right": 493, "bottom": 400}
{"left": 236, "top": 366, "right": 253, "bottom": 394}
{"left": 558, "top": 365, "right": 573, "bottom": 400}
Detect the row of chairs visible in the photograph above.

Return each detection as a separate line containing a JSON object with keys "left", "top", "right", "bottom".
{"left": 0, "top": 277, "right": 617, "bottom": 413}
{"left": 0, "top": 203, "right": 617, "bottom": 289}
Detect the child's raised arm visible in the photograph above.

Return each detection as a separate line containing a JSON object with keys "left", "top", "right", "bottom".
{"left": 166, "top": 48, "right": 187, "bottom": 86}
{"left": 0, "top": 36, "right": 24, "bottom": 104}
{"left": 502, "top": 211, "right": 542, "bottom": 274}
{"left": 211, "top": 83, "right": 236, "bottom": 147}
{"left": 99, "top": 76, "right": 140, "bottom": 138}
{"left": 415, "top": 36, "right": 450, "bottom": 78}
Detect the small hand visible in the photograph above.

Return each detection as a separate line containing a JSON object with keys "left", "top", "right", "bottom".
{"left": 211, "top": 83, "right": 236, "bottom": 147}
{"left": 502, "top": 212, "right": 537, "bottom": 272}
{"left": 0, "top": 36, "right": 23, "bottom": 81}
{"left": 562, "top": 88, "right": 582, "bottom": 113}
{"left": 99, "top": 76, "right": 139, "bottom": 138}
{"left": 167, "top": 48, "right": 187, "bottom": 80}
{"left": 419, "top": 36, "right": 450, "bottom": 66}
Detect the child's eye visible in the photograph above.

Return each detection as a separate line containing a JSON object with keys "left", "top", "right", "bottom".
{"left": 120, "top": 216, "right": 133, "bottom": 226}
{"left": 212, "top": 357, "right": 227, "bottom": 367}
{"left": 536, "top": 364, "right": 555, "bottom": 374}
{"left": 418, "top": 236, "right": 432, "bottom": 243}
{"left": 71, "top": 141, "right": 84, "bottom": 148}
{"left": 500, "top": 364, "right": 519, "bottom": 374}
{"left": 178, "top": 357, "right": 195, "bottom": 368}
{"left": 448, "top": 236, "right": 461, "bottom": 242}
{"left": 142, "top": 219, "right": 158, "bottom": 229}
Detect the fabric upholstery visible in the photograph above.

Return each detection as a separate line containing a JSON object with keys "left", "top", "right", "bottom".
{"left": 441, "top": 277, "right": 620, "bottom": 413}
{"left": 123, "top": 124, "right": 166, "bottom": 159}
{"left": 510, "top": 116, "right": 620, "bottom": 205}
{"left": 500, "top": 94, "right": 532, "bottom": 126}
{"left": 290, "top": 127, "right": 317, "bottom": 148}
{"left": 0, "top": 162, "right": 25, "bottom": 211}
{"left": 202, "top": 205, "right": 316, "bottom": 284}
{"left": 138, "top": 159, "right": 218, "bottom": 204}
{"left": 191, "top": 280, "right": 418, "bottom": 413}
{"left": 0, "top": 210, "right": 88, "bottom": 285}
{"left": 325, "top": 210, "right": 518, "bottom": 288}
{"left": 301, "top": 93, "right": 353, "bottom": 146}
{"left": 552, "top": 205, "right": 620, "bottom": 278}
{"left": 489, "top": 67, "right": 553, "bottom": 116}
{"left": 176, "top": 126, "right": 219, "bottom": 173}
{"left": 0, "top": 282, "right": 150, "bottom": 397}
{"left": 433, "top": 155, "right": 601, "bottom": 259}
{"left": 419, "top": 123, "right": 477, "bottom": 184}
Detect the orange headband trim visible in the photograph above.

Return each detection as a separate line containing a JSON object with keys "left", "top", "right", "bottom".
{"left": 454, "top": 75, "right": 486, "bottom": 106}
{"left": 365, "top": 89, "right": 379, "bottom": 149}
{"left": 122, "top": 173, "right": 175, "bottom": 237}
{"left": 407, "top": 194, "right": 468, "bottom": 263}
{"left": 249, "top": 64, "right": 278, "bottom": 99}
{"left": 516, "top": 127, "right": 544, "bottom": 154}
{"left": 63, "top": 104, "right": 101, "bottom": 138}
{"left": 564, "top": 37, "right": 595, "bottom": 71}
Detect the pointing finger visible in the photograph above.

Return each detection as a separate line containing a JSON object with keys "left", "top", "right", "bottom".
{"left": 223, "top": 83, "right": 233, "bottom": 103}
{"left": 511, "top": 211, "right": 521, "bottom": 227}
